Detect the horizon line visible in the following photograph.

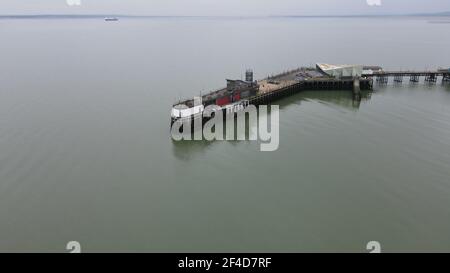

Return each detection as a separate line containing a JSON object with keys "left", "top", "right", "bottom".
{"left": 0, "top": 11, "right": 449, "bottom": 18}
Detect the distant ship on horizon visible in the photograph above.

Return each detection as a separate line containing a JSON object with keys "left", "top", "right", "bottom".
{"left": 104, "top": 17, "right": 119, "bottom": 21}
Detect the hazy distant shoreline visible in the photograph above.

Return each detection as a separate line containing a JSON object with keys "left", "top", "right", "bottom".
{"left": 0, "top": 12, "right": 449, "bottom": 20}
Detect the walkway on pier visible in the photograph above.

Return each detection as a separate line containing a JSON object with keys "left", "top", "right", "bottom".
{"left": 366, "top": 69, "right": 450, "bottom": 84}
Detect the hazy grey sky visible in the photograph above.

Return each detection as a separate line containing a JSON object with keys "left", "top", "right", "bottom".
{"left": 1, "top": 0, "right": 450, "bottom": 16}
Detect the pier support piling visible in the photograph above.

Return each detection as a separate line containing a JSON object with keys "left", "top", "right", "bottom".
{"left": 353, "top": 77, "right": 361, "bottom": 101}
{"left": 394, "top": 75, "right": 403, "bottom": 83}
{"left": 443, "top": 74, "right": 450, "bottom": 83}
{"left": 425, "top": 74, "right": 437, "bottom": 83}
{"left": 376, "top": 75, "right": 388, "bottom": 85}
{"left": 410, "top": 75, "right": 420, "bottom": 83}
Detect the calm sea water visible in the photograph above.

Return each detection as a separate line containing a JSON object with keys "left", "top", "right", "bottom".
{"left": 0, "top": 16, "right": 450, "bottom": 253}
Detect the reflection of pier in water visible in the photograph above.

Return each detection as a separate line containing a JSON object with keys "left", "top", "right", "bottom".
{"left": 171, "top": 89, "right": 373, "bottom": 159}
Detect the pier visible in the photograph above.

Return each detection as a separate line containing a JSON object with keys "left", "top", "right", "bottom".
{"left": 369, "top": 70, "right": 450, "bottom": 84}
{"left": 171, "top": 64, "right": 450, "bottom": 126}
